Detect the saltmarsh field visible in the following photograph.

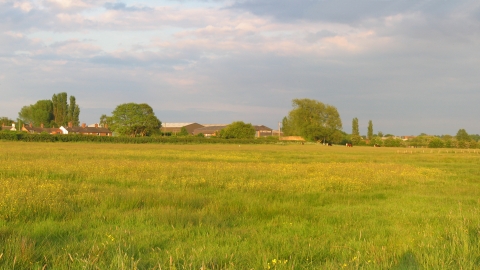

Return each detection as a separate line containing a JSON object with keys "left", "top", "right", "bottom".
{"left": 0, "top": 142, "right": 479, "bottom": 269}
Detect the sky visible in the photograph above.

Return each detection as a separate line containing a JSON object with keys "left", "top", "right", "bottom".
{"left": 1, "top": 0, "right": 479, "bottom": 136}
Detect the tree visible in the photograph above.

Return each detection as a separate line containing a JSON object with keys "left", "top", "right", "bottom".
{"left": 52, "top": 92, "right": 68, "bottom": 126}
{"left": 109, "top": 103, "right": 161, "bottom": 136}
{"left": 283, "top": 98, "right": 342, "bottom": 142}
{"left": 219, "top": 121, "right": 256, "bottom": 139}
{"left": 367, "top": 120, "right": 373, "bottom": 140}
{"left": 351, "top": 117, "right": 361, "bottom": 145}
{"left": 99, "top": 114, "right": 112, "bottom": 127}
{"left": 428, "top": 138, "right": 445, "bottom": 148}
{"left": 67, "top": 95, "right": 80, "bottom": 126}
{"left": 19, "top": 92, "right": 79, "bottom": 127}
{"left": 281, "top": 116, "right": 292, "bottom": 136}
{"left": 456, "top": 129, "right": 471, "bottom": 142}
{"left": 18, "top": 100, "right": 54, "bottom": 127}
{"left": 0, "top": 117, "right": 14, "bottom": 126}
{"left": 178, "top": 127, "right": 189, "bottom": 136}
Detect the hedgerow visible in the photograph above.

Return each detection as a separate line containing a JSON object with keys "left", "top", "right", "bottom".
{"left": 0, "top": 131, "right": 284, "bottom": 144}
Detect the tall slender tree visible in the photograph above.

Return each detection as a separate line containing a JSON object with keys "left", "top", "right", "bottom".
{"left": 52, "top": 92, "right": 80, "bottom": 126}
{"left": 456, "top": 129, "right": 471, "bottom": 141}
{"left": 351, "top": 117, "right": 361, "bottom": 145}
{"left": 18, "top": 93, "right": 80, "bottom": 127}
{"left": 367, "top": 120, "right": 373, "bottom": 141}
{"left": 67, "top": 95, "right": 80, "bottom": 126}
{"left": 52, "top": 92, "right": 68, "bottom": 126}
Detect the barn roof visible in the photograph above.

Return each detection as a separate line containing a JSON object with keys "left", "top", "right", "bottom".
{"left": 163, "top": 123, "right": 195, "bottom": 127}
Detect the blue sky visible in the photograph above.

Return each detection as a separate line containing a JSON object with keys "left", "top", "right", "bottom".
{"left": 1, "top": 0, "right": 479, "bottom": 135}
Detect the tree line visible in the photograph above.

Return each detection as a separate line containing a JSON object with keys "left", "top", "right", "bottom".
{"left": 16, "top": 92, "right": 80, "bottom": 128}
{"left": 2, "top": 95, "right": 479, "bottom": 147}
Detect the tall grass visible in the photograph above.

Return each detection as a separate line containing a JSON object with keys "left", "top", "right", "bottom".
{"left": 0, "top": 142, "right": 479, "bottom": 269}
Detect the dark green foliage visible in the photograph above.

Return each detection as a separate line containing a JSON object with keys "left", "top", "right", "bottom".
{"left": 351, "top": 117, "right": 361, "bottom": 145}
{"left": 456, "top": 129, "right": 471, "bottom": 142}
{"left": 19, "top": 93, "right": 79, "bottom": 127}
{"left": 470, "top": 134, "right": 480, "bottom": 142}
{"left": 109, "top": 103, "right": 161, "bottom": 136}
{"left": 383, "top": 137, "right": 404, "bottom": 147}
{"left": 18, "top": 100, "right": 54, "bottom": 127}
{"left": 219, "top": 121, "right": 256, "bottom": 139}
{"left": 281, "top": 116, "right": 291, "bottom": 136}
{"left": 367, "top": 120, "right": 373, "bottom": 140}
{"left": 428, "top": 137, "right": 445, "bottom": 148}
{"left": 52, "top": 92, "right": 68, "bottom": 126}
{"left": 408, "top": 135, "right": 432, "bottom": 148}
{"left": 283, "top": 98, "right": 342, "bottom": 142}
{"left": 67, "top": 96, "right": 80, "bottom": 126}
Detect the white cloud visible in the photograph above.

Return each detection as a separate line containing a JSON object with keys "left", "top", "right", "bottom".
{"left": 13, "top": 1, "right": 33, "bottom": 12}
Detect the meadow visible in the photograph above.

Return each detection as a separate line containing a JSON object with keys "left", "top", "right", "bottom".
{"left": 0, "top": 142, "right": 479, "bottom": 269}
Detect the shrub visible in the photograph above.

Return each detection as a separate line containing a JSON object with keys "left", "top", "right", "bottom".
{"left": 428, "top": 138, "right": 445, "bottom": 148}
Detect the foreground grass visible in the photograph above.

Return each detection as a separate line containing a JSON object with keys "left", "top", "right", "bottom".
{"left": 0, "top": 142, "right": 479, "bottom": 269}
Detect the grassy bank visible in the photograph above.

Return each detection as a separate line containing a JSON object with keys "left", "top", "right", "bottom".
{"left": 0, "top": 142, "right": 479, "bottom": 269}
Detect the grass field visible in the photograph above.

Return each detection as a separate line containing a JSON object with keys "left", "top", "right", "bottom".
{"left": 0, "top": 142, "right": 479, "bottom": 269}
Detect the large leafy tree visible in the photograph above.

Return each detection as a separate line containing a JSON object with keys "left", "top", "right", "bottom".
{"left": 283, "top": 98, "right": 342, "bottom": 142}
{"left": 219, "top": 121, "right": 256, "bottom": 139}
{"left": 18, "top": 100, "right": 54, "bottom": 127}
{"left": 109, "top": 103, "right": 161, "bottom": 136}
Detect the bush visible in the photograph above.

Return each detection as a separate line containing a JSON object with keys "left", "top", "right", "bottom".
{"left": 383, "top": 137, "right": 404, "bottom": 147}
{"left": 428, "top": 138, "right": 445, "bottom": 148}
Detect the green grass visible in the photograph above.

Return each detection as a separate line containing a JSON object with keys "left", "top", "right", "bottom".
{"left": 0, "top": 142, "right": 479, "bottom": 269}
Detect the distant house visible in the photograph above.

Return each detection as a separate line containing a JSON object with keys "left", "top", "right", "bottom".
{"left": 22, "top": 123, "right": 62, "bottom": 134}
{"left": 161, "top": 123, "right": 204, "bottom": 135}
{"left": 193, "top": 125, "right": 227, "bottom": 137}
{"left": 253, "top": 125, "right": 273, "bottom": 137}
{"left": 60, "top": 122, "right": 112, "bottom": 136}
{"left": 1, "top": 123, "right": 17, "bottom": 131}
{"left": 401, "top": 136, "right": 416, "bottom": 141}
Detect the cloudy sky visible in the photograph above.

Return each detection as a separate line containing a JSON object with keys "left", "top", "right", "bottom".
{"left": 1, "top": 0, "right": 479, "bottom": 135}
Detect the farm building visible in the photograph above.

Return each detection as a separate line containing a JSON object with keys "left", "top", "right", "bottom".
{"left": 161, "top": 123, "right": 204, "bottom": 135}
{"left": 253, "top": 125, "right": 273, "bottom": 137}
{"left": 192, "top": 125, "right": 227, "bottom": 137}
